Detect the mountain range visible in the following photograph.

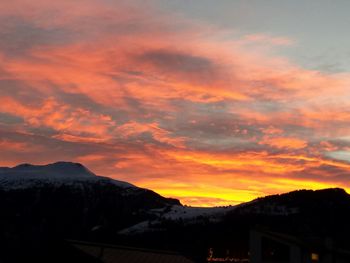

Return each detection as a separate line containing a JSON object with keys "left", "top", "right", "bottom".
{"left": 1, "top": 162, "right": 350, "bottom": 262}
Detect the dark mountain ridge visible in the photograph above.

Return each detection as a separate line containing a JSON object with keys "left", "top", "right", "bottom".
{"left": 234, "top": 187, "right": 350, "bottom": 215}
{"left": 0, "top": 161, "right": 95, "bottom": 178}
{"left": 0, "top": 162, "right": 180, "bottom": 248}
{"left": 1, "top": 162, "right": 349, "bottom": 262}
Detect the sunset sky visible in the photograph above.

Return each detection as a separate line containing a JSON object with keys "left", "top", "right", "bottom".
{"left": 1, "top": 0, "right": 350, "bottom": 206}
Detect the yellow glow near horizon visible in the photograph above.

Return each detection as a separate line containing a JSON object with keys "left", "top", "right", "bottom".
{"left": 2, "top": 0, "right": 350, "bottom": 207}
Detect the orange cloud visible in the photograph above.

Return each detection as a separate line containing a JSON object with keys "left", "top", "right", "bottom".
{"left": 1, "top": 0, "right": 350, "bottom": 206}
{"left": 0, "top": 139, "right": 31, "bottom": 152}
{"left": 116, "top": 121, "right": 186, "bottom": 148}
{"left": 259, "top": 136, "right": 307, "bottom": 149}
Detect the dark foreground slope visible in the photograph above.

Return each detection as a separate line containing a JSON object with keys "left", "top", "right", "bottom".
{"left": 227, "top": 188, "right": 350, "bottom": 238}
{"left": 0, "top": 162, "right": 180, "bottom": 262}
{"left": 1, "top": 162, "right": 350, "bottom": 262}
{"left": 118, "top": 188, "right": 350, "bottom": 262}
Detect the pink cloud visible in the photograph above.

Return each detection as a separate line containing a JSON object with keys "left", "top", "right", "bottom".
{"left": 1, "top": 0, "right": 350, "bottom": 206}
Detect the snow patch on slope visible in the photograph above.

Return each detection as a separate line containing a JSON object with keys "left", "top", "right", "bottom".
{"left": 153, "top": 205, "right": 233, "bottom": 220}
{"left": 118, "top": 205, "right": 236, "bottom": 235}
{"left": 0, "top": 162, "right": 136, "bottom": 190}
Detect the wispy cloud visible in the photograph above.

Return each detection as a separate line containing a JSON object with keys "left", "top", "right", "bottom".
{"left": 1, "top": 0, "right": 350, "bottom": 206}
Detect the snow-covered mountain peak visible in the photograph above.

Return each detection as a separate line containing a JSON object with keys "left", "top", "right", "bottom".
{"left": 0, "top": 161, "right": 96, "bottom": 179}
{"left": 0, "top": 161, "right": 138, "bottom": 190}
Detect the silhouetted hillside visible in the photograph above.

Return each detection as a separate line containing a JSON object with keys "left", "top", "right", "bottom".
{"left": 0, "top": 162, "right": 180, "bottom": 262}
{"left": 1, "top": 163, "right": 350, "bottom": 262}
